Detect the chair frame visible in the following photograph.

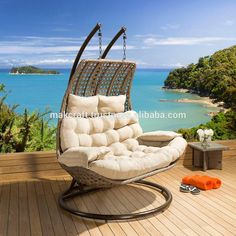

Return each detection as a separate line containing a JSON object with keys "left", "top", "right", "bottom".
{"left": 57, "top": 24, "right": 176, "bottom": 221}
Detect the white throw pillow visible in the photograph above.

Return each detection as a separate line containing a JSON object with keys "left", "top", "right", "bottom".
{"left": 138, "top": 131, "right": 182, "bottom": 142}
{"left": 67, "top": 94, "right": 98, "bottom": 116}
{"left": 98, "top": 95, "right": 126, "bottom": 113}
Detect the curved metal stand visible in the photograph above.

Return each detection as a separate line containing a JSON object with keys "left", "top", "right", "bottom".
{"left": 67, "top": 23, "right": 101, "bottom": 86}
{"left": 101, "top": 27, "right": 126, "bottom": 59}
{"left": 59, "top": 179, "right": 172, "bottom": 221}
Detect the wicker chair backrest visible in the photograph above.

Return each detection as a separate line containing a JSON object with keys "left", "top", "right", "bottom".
{"left": 57, "top": 59, "right": 136, "bottom": 155}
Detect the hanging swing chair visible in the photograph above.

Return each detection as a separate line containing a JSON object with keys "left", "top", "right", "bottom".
{"left": 57, "top": 23, "right": 187, "bottom": 221}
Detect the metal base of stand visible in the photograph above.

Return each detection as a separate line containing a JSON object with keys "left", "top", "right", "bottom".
{"left": 59, "top": 179, "right": 172, "bottom": 221}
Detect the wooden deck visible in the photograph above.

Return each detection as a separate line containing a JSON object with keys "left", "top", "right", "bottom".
{"left": 0, "top": 140, "right": 236, "bottom": 236}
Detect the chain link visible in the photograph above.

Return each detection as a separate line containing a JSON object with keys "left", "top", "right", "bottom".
{"left": 98, "top": 28, "right": 102, "bottom": 59}
{"left": 123, "top": 32, "right": 127, "bottom": 60}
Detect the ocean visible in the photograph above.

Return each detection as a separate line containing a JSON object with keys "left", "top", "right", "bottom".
{"left": 0, "top": 68, "right": 218, "bottom": 132}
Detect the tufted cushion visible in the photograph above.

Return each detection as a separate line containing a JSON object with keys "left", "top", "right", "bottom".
{"left": 89, "top": 137, "right": 187, "bottom": 179}
{"left": 67, "top": 94, "right": 98, "bottom": 116}
{"left": 60, "top": 110, "right": 142, "bottom": 152}
{"left": 59, "top": 107, "right": 187, "bottom": 180}
{"left": 98, "top": 95, "right": 126, "bottom": 113}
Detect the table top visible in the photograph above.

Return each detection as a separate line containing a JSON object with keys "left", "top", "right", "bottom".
{"left": 188, "top": 142, "right": 230, "bottom": 152}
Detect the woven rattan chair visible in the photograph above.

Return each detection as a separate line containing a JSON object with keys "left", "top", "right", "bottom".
{"left": 57, "top": 24, "right": 187, "bottom": 221}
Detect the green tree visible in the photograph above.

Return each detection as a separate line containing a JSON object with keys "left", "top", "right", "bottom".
{"left": 0, "top": 83, "right": 56, "bottom": 153}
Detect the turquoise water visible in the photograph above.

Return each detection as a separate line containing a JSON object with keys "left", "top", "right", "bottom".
{"left": 0, "top": 69, "right": 218, "bottom": 131}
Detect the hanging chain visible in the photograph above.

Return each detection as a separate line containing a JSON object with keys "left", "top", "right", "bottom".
{"left": 123, "top": 31, "right": 127, "bottom": 60}
{"left": 98, "top": 28, "right": 102, "bottom": 59}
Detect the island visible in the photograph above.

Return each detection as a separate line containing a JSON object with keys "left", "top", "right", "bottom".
{"left": 9, "top": 66, "right": 60, "bottom": 75}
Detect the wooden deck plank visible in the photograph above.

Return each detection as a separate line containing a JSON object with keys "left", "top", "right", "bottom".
{"left": 0, "top": 182, "right": 10, "bottom": 236}
{"left": 50, "top": 179, "right": 90, "bottom": 236}
{"left": 149, "top": 186, "right": 211, "bottom": 236}
{"left": 42, "top": 181, "right": 67, "bottom": 236}
{"left": 34, "top": 181, "right": 55, "bottom": 236}
{"left": 173, "top": 170, "right": 236, "bottom": 231}
{"left": 152, "top": 173, "right": 236, "bottom": 235}
{"left": 0, "top": 157, "right": 58, "bottom": 167}
{"left": 145, "top": 184, "right": 211, "bottom": 236}
{"left": 124, "top": 184, "right": 192, "bottom": 236}
{"left": 118, "top": 185, "right": 169, "bottom": 235}
{"left": 0, "top": 162, "right": 62, "bottom": 174}
{"left": 150, "top": 175, "right": 225, "bottom": 236}
{"left": 176, "top": 167, "right": 236, "bottom": 214}
{"left": 87, "top": 188, "right": 126, "bottom": 236}
{"left": 19, "top": 182, "right": 31, "bottom": 236}
{"left": 0, "top": 169, "right": 67, "bottom": 182}
{"left": 68, "top": 180, "right": 103, "bottom": 236}
{"left": 90, "top": 186, "right": 139, "bottom": 236}
{"left": 8, "top": 182, "right": 19, "bottom": 236}
{"left": 77, "top": 184, "right": 114, "bottom": 236}
{"left": 110, "top": 187, "right": 161, "bottom": 236}
{"left": 0, "top": 141, "right": 235, "bottom": 236}
{"left": 56, "top": 180, "right": 82, "bottom": 236}
{"left": 27, "top": 181, "right": 43, "bottom": 236}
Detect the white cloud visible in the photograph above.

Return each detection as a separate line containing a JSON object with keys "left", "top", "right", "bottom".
{"left": 0, "top": 34, "right": 136, "bottom": 67}
{"left": 30, "top": 58, "right": 74, "bottom": 65}
{"left": 224, "top": 20, "right": 234, "bottom": 26}
{"left": 134, "top": 60, "right": 149, "bottom": 66}
{"left": 143, "top": 36, "right": 236, "bottom": 46}
{"left": 52, "top": 28, "right": 70, "bottom": 32}
{"left": 161, "top": 24, "right": 180, "bottom": 30}
{"left": 161, "top": 62, "right": 185, "bottom": 68}
{"left": 0, "top": 35, "right": 135, "bottom": 56}
{"left": 0, "top": 58, "right": 74, "bottom": 67}
{"left": 0, "top": 44, "right": 135, "bottom": 54}
{"left": 135, "top": 34, "right": 160, "bottom": 38}
{"left": 136, "top": 62, "right": 185, "bottom": 69}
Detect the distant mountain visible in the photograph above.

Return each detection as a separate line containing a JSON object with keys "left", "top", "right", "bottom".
{"left": 164, "top": 45, "right": 236, "bottom": 109}
{"left": 10, "top": 66, "right": 60, "bottom": 75}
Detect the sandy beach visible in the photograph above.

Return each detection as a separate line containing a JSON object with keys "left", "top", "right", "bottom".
{"left": 160, "top": 97, "right": 222, "bottom": 107}
{"left": 160, "top": 97, "right": 224, "bottom": 117}
{"left": 161, "top": 87, "right": 224, "bottom": 108}
{"left": 162, "top": 88, "right": 190, "bottom": 93}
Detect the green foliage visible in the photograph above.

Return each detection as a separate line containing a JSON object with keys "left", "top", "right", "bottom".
{"left": 165, "top": 45, "right": 236, "bottom": 109}
{"left": 165, "top": 45, "right": 236, "bottom": 141}
{"left": 177, "top": 111, "right": 236, "bottom": 141}
{"left": 10, "top": 66, "right": 59, "bottom": 74}
{"left": 0, "top": 84, "right": 56, "bottom": 153}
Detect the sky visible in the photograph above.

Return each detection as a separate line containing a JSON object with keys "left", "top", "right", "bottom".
{"left": 0, "top": 0, "right": 236, "bottom": 68}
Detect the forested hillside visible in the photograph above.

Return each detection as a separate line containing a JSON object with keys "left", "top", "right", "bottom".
{"left": 165, "top": 45, "right": 236, "bottom": 109}
{"left": 164, "top": 45, "right": 236, "bottom": 140}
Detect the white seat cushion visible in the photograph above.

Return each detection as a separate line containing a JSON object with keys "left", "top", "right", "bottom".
{"left": 89, "top": 137, "right": 187, "bottom": 180}
{"left": 60, "top": 105, "right": 187, "bottom": 180}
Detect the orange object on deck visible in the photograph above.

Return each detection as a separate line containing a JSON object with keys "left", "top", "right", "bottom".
{"left": 203, "top": 176, "right": 222, "bottom": 189}
{"left": 182, "top": 175, "right": 222, "bottom": 190}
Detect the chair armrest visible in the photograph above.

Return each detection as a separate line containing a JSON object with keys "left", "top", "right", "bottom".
{"left": 58, "top": 146, "right": 110, "bottom": 168}
{"left": 138, "top": 131, "right": 182, "bottom": 142}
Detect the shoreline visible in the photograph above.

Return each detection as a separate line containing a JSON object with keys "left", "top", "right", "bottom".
{"left": 162, "top": 88, "right": 190, "bottom": 93}
{"left": 161, "top": 87, "right": 226, "bottom": 116}
{"left": 160, "top": 98, "right": 220, "bottom": 108}
{"left": 162, "top": 87, "right": 224, "bottom": 107}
